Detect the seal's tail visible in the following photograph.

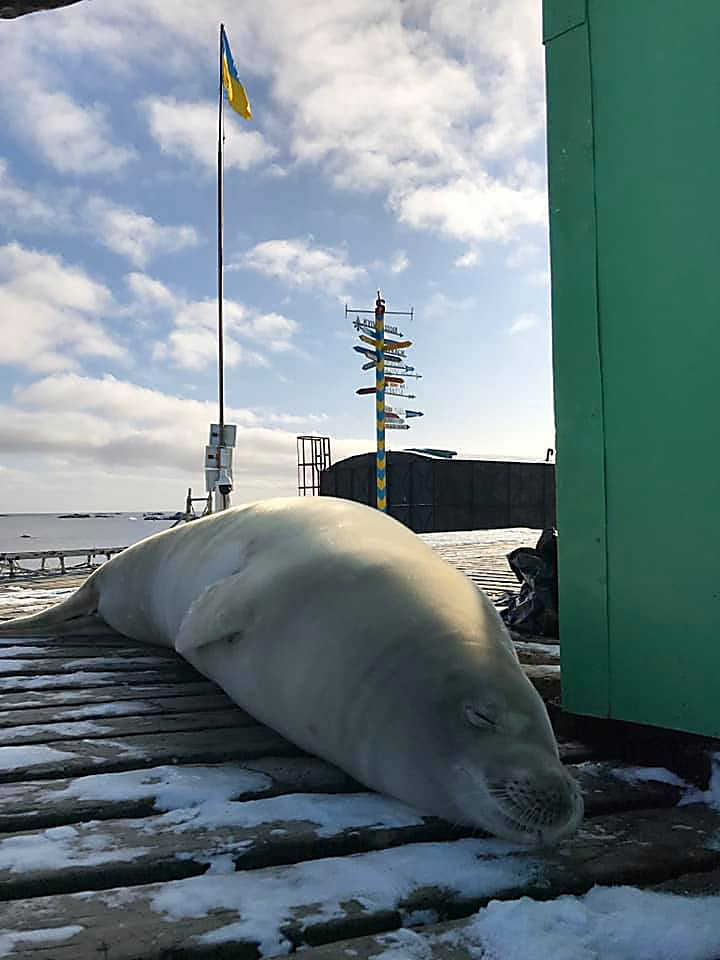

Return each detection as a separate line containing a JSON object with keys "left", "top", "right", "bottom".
{"left": 0, "top": 580, "right": 106, "bottom": 637}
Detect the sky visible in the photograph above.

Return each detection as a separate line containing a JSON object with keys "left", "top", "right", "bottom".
{"left": 0, "top": 0, "right": 554, "bottom": 511}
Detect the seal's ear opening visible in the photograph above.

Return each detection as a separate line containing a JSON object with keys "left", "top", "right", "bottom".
{"left": 464, "top": 703, "right": 499, "bottom": 730}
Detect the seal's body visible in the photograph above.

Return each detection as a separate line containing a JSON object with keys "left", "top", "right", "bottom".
{"left": 0, "top": 497, "right": 582, "bottom": 845}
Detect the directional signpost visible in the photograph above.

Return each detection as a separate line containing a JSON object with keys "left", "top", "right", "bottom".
{"left": 345, "top": 292, "right": 423, "bottom": 512}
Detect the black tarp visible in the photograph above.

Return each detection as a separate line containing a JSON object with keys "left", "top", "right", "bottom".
{"left": 499, "top": 528, "right": 558, "bottom": 637}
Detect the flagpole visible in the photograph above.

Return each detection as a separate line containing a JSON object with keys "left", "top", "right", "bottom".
{"left": 217, "top": 23, "right": 225, "bottom": 436}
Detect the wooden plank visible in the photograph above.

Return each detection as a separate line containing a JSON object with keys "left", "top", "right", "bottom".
{"left": 0, "top": 725, "right": 301, "bottom": 784}
{"left": 276, "top": 851, "right": 720, "bottom": 960}
{"left": 523, "top": 663, "right": 560, "bottom": 700}
{"left": 0, "top": 761, "right": 686, "bottom": 901}
{"left": 0, "top": 634, "right": 134, "bottom": 649}
{"left": 0, "top": 754, "right": 632, "bottom": 838}
{"left": 0, "top": 708, "right": 256, "bottom": 746}
{"left": 0, "top": 804, "right": 718, "bottom": 958}
{"left": 0, "top": 693, "right": 233, "bottom": 727}
{"left": 0, "top": 667, "right": 203, "bottom": 694}
{"left": 0, "top": 682, "right": 221, "bottom": 710}
{"left": 0, "top": 644, "right": 176, "bottom": 660}
{"left": 513, "top": 641, "right": 561, "bottom": 666}
{"left": 0, "top": 757, "right": 359, "bottom": 834}
{"left": 0, "top": 794, "right": 462, "bottom": 902}
{"left": 0, "top": 655, "right": 183, "bottom": 676}
{"left": 0, "top": 728, "right": 594, "bottom": 785}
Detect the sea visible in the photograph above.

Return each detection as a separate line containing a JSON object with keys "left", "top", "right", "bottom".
{"left": 0, "top": 513, "right": 180, "bottom": 555}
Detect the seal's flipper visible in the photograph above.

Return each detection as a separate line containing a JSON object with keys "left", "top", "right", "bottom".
{"left": 175, "top": 573, "right": 256, "bottom": 655}
{"left": 0, "top": 580, "right": 107, "bottom": 637}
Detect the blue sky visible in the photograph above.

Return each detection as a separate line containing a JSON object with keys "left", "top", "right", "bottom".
{"left": 0, "top": 0, "right": 553, "bottom": 511}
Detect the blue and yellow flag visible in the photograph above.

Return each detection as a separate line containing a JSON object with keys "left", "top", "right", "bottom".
{"left": 221, "top": 27, "right": 252, "bottom": 120}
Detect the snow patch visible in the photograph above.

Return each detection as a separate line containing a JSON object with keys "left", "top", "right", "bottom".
{"left": 609, "top": 766, "right": 687, "bottom": 788}
{"left": 0, "top": 826, "right": 147, "bottom": 873}
{"left": 149, "top": 838, "right": 538, "bottom": 957}
{"left": 56, "top": 764, "right": 272, "bottom": 810}
{"left": 150, "top": 792, "right": 427, "bottom": 836}
{"left": 421, "top": 885, "right": 720, "bottom": 960}
{"left": 0, "top": 744, "right": 72, "bottom": 771}
{"left": 0, "top": 925, "right": 83, "bottom": 958}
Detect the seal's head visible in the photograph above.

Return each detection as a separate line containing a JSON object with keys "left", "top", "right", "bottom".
{"left": 424, "top": 651, "right": 583, "bottom": 847}
{"left": 362, "top": 628, "right": 584, "bottom": 849}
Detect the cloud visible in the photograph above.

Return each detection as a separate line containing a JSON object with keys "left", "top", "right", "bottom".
{"left": 454, "top": 250, "right": 479, "bottom": 268}
{"left": 146, "top": 292, "right": 299, "bottom": 371}
{"left": 508, "top": 312, "right": 539, "bottom": 335}
{"left": 390, "top": 250, "right": 409, "bottom": 274}
{"left": 125, "top": 272, "right": 179, "bottom": 311}
{"left": 0, "top": 158, "right": 61, "bottom": 229}
{"left": 0, "top": 159, "right": 199, "bottom": 267}
{"left": 423, "top": 291, "right": 477, "bottom": 320}
{"left": 392, "top": 175, "right": 546, "bottom": 242}
{"left": 84, "top": 196, "right": 200, "bottom": 267}
{"left": 2, "top": 84, "right": 135, "bottom": 175}
{"left": 3, "top": 0, "right": 548, "bottom": 244}
{"left": 144, "top": 97, "right": 278, "bottom": 173}
{"left": 4, "top": 373, "right": 357, "bottom": 509}
{"left": 238, "top": 237, "right": 366, "bottom": 297}
{"left": 0, "top": 242, "right": 126, "bottom": 372}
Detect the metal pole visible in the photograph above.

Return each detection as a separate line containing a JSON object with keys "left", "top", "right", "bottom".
{"left": 375, "top": 292, "right": 387, "bottom": 511}
{"left": 217, "top": 24, "right": 226, "bottom": 434}
{"left": 216, "top": 23, "right": 228, "bottom": 511}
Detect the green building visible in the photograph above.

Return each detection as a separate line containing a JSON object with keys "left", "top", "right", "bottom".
{"left": 544, "top": 1, "right": 719, "bottom": 737}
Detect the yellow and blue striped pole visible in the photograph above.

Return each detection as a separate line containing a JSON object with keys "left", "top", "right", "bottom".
{"left": 375, "top": 293, "right": 387, "bottom": 511}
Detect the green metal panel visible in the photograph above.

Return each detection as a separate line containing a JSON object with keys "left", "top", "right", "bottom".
{"left": 543, "top": 0, "right": 585, "bottom": 43}
{"left": 545, "top": 21, "right": 609, "bottom": 717}
{"left": 546, "top": 0, "right": 720, "bottom": 736}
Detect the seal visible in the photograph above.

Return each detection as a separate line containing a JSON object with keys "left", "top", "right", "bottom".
{"left": 0, "top": 497, "right": 582, "bottom": 845}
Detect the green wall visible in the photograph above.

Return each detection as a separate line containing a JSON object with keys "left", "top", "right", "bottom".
{"left": 545, "top": 0, "right": 720, "bottom": 737}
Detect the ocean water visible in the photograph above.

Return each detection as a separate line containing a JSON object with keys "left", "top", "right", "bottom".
{"left": 0, "top": 513, "right": 179, "bottom": 555}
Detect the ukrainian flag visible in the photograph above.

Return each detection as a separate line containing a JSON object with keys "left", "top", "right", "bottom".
{"left": 221, "top": 27, "right": 252, "bottom": 120}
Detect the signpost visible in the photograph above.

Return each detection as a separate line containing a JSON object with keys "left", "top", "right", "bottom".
{"left": 345, "top": 293, "right": 422, "bottom": 512}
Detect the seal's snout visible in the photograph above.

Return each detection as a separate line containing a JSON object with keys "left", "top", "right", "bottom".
{"left": 486, "top": 764, "right": 584, "bottom": 847}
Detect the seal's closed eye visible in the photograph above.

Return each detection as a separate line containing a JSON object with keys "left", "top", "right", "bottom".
{"left": 464, "top": 703, "right": 498, "bottom": 729}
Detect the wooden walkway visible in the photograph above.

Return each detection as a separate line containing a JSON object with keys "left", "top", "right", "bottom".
{"left": 0, "top": 536, "right": 718, "bottom": 958}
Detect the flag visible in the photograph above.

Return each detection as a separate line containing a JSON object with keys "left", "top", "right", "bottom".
{"left": 221, "top": 27, "right": 252, "bottom": 120}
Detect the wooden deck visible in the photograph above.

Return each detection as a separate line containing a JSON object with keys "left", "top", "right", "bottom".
{"left": 0, "top": 535, "right": 718, "bottom": 958}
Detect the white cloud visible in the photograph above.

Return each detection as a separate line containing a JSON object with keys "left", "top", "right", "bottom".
{"left": 393, "top": 175, "right": 546, "bottom": 242}
{"left": 390, "top": 251, "right": 409, "bottom": 274}
{"left": 144, "top": 97, "right": 278, "bottom": 173}
{"left": 2, "top": 84, "right": 134, "bottom": 175}
{"left": 454, "top": 250, "right": 479, "bottom": 268}
{"left": 0, "top": 158, "right": 60, "bottom": 228}
{"left": 508, "top": 312, "right": 539, "bottom": 335}
{"left": 0, "top": 242, "right": 126, "bottom": 372}
{"left": 125, "top": 272, "right": 179, "bottom": 311}
{"left": 0, "top": 159, "right": 199, "bottom": 268}
{"left": 84, "top": 196, "right": 200, "bottom": 267}
{"left": 3, "top": 0, "right": 548, "bottom": 244}
{"left": 239, "top": 237, "right": 365, "bottom": 297}
{"left": 424, "top": 291, "right": 477, "bottom": 320}
{"left": 4, "top": 373, "right": 355, "bottom": 510}
{"left": 150, "top": 295, "right": 299, "bottom": 371}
